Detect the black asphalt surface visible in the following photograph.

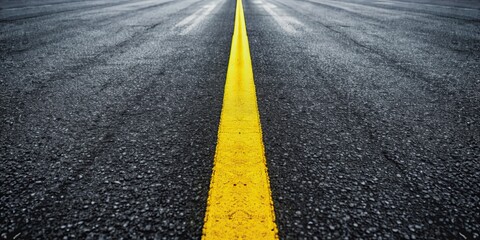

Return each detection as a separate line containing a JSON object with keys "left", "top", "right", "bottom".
{"left": 1, "top": 0, "right": 233, "bottom": 238}
{"left": 1, "top": 0, "right": 479, "bottom": 239}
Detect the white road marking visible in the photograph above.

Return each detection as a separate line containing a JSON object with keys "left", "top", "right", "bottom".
{"left": 175, "top": 1, "right": 222, "bottom": 35}
{"left": 255, "top": 0, "right": 304, "bottom": 33}
{"left": 375, "top": 0, "right": 479, "bottom": 11}
{"left": 175, "top": 7, "right": 204, "bottom": 27}
{"left": 112, "top": 0, "right": 162, "bottom": 11}
{"left": 1, "top": 0, "right": 158, "bottom": 11}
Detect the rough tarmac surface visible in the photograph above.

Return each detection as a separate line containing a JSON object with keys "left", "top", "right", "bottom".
{"left": 1, "top": 0, "right": 479, "bottom": 239}
{"left": 1, "top": 0, "right": 233, "bottom": 238}
{"left": 245, "top": 0, "right": 480, "bottom": 239}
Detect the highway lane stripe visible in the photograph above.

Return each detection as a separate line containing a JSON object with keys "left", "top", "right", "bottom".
{"left": 254, "top": 0, "right": 303, "bottom": 33}
{"left": 175, "top": 5, "right": 209, "bottom": 27}
{"left": 202, "top": 0, "right": 278, "bottom": 239}
{"left": 175, "top": 1, "right": 223, "bottom": 35}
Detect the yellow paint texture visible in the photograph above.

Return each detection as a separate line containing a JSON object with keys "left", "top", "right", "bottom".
{"left": 202, "top": 0, "right": 278, "bottom": 239}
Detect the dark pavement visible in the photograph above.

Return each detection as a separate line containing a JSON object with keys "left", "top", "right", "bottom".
{"left": 1, "top": 0, "right": 479, "bottom": 239}
{"left": 1, "top": 0, "right": 233, "bottom": 238}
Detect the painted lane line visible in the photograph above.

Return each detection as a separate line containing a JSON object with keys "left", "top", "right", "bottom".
{"left": 202, "top": 0, "right": 278, "bottom": 239}
{"left": 175, "top": 7, "right": 205, "bottom": 27}
{"left": 255, "top": 0, "right": 303, "bottom": 33}
{"left": 182, "top": 3, "right": 216, "bottom": 34}
{"left": 175, "top": 2, "right": 222, "bottom": 35}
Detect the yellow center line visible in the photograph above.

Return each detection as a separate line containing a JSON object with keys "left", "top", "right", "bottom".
{"left": 202, "top": 0, "right": 278, "bottom": 239}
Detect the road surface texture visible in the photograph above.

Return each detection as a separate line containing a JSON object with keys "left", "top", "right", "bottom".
{"left": 1, "top": 0, "right": 479, "bottom": 239}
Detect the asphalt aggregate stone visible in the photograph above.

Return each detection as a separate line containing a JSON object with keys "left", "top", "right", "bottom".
{"left": 1, "top": 0, "right": 479, "bottom": 238}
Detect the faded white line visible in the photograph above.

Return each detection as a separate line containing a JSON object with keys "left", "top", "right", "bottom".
{"left": 255, "top": 0, "right": 304, "bottom": 33}
{"left": 175, "top": 2, "right": 222, "bottom": 34}
{"left": 375, "top": 0, "right": 479, "bottom": 11}
{"left": 175, "top": 7, "right": 204, "bottom": 27}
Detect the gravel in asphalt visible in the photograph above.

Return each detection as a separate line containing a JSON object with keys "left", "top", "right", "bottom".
{"left": 1, "top": 0, "right": 479, "bottom": 238}
{"left": 245, "top": 0, "right": 480, "bottom": 238}
{"left": 1, "top": 0, "right": 233, "bottom": 238}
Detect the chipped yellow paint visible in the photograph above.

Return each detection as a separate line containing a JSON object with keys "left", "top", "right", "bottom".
{"left": 201, "top": 0, "right": 278, "bottom": 239}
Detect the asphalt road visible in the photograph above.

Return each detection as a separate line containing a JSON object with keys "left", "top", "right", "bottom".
{"left": 1, "top": 0, "right": 479, "bottom": 239}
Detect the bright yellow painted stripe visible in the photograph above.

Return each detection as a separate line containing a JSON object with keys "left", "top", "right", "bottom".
{"left": 202, "top": 0, "right": 278, "bottom": 239}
